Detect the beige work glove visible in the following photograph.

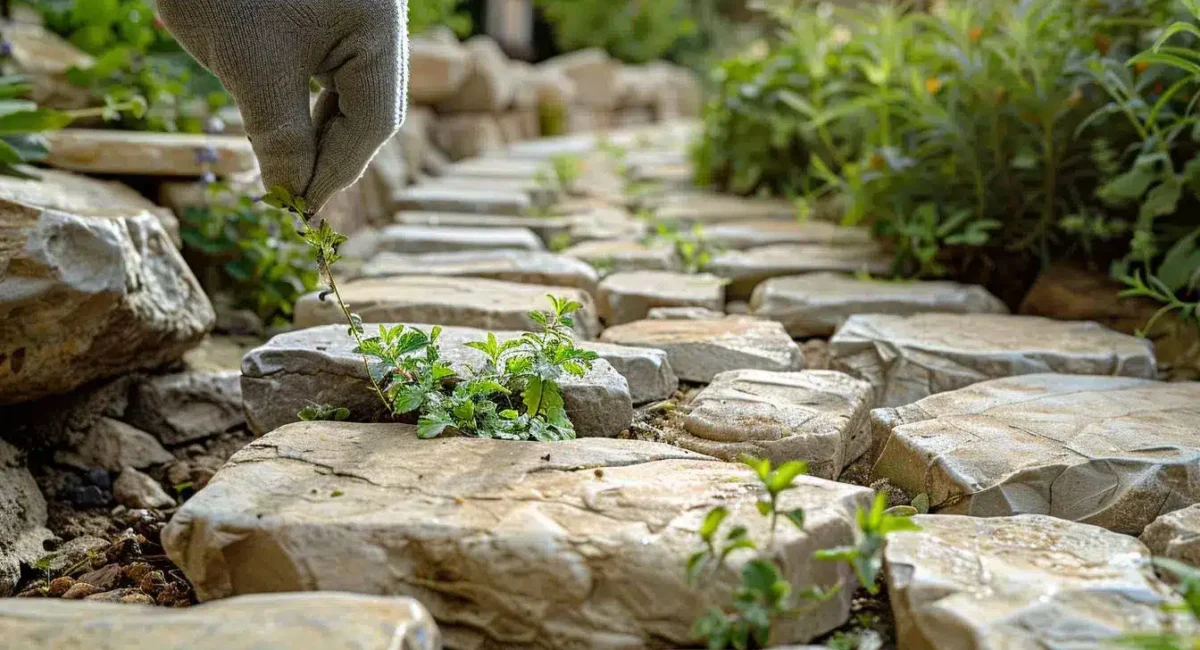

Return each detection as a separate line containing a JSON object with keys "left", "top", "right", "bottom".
{"left": 156, "top": 0, "right": 408, "bottom": 214}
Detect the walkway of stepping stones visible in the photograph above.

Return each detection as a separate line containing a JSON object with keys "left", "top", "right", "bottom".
{"left": 4, "top": 120, "right": 1198, "bottom": 648}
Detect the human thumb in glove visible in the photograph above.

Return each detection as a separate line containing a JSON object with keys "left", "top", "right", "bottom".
{"left": 156, "top": 0, "right": 408, "bottom": 215}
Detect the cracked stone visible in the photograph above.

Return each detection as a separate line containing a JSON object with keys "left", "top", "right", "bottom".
{"left": 163, "top": 422, "right": 871, "bottom": 648}
{"left": 870, "top": 374, "right": 1200, "bottom": 534}
{"left": 830, "top": 313, "right": 1157, "bottom": 408}
{"left": 885, "top": 514, "right": 1197, "bottom": 649}
{"left": 1141, "top": 504, "right": 1200, "bottom": 567}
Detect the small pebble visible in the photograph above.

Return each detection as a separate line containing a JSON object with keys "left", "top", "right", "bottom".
{"left": 61, "top": 583, "right": 101, "bottom": 600}
{"left": 78, "top": 563, "right": 123, "bottom": 590}
{"left": 46, "top": 577, "right": 75, "bottom": 597}
{"left": 123, "top": 563, "right": 152, "bottom": 582}
{"left": 85, "top": 468, "right": 112, "bottom": 491}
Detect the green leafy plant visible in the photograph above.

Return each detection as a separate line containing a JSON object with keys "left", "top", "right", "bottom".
{"left": 534, "top": 153, "right": 584, "bottom": 196}
{"left": 409, "top": 0, "right": 472, "bottom": 37}
{"left": 297, "top": 403, "right": 351, "bottom": 422}
{"left": 180, "top": 182, "right": 318, "bottom": 326}
{"left": 688, "top": 456, "right": 919, "bottom": 649}
{"left": 1119, "top": 558, "right": 1200, "bottom": 649}
{"left": 643, "top": 219, "right": 723, "bottom": 274}
{"left": 535, "top": 0, "right": 698, "bottom": 64}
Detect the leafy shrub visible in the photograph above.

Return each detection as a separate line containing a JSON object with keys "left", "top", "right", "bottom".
{"left": 409, "top": 0, "right": 472, "bottom": 37}
{"left": 535, "top": 0, "right": 697, "bottom": 64}
{"left": 180, "top": 182, "right": 317, "bottom": 326}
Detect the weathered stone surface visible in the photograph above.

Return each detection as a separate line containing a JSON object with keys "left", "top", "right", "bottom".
{"left": 599, "top": 271, "right": 726, "bottom": 325}
{"left": 870, "top": 374, "right": 1199, "bottom": 534}
{"left": 602, "top": 317, "right": 805, "bottom": 383}
{"left": 581, "top": 341, "right": 678, "bottom": 404}
{"left": 113, "top": 467, "right": 174, "bottom": 510}
{"left": 433, "top": 113, "right": 506, "bottom": 160}
{"left": 164, "top": 423, "right": 871, "bottom": 647}
{"left": 1, "top": 200, "right": 214, "bottom": 405}
{"left": 362, "top": 250, "right": 599, "bottom": 294}
{"left": 0, "top": 593, "right": 441, "bottom": 649}
{"left": 125, "top": 371, "right": 244, "bottom": 446}
{"left": 437, "top": 36, "right": 515, "bottom": 113}
{"left": 1141, "top": 504, "right": 1200, "bottom": 567}
{"left": 409, "top": 36, "right": 470, "bottom": 105}
{"left": 43, "top": 130, "right": 256, "bottom": 177}
{"left": 831, "top": 314, "right": 1157, "bottom": 408}
{"left": 670, "top": 370, "right": 873, "bottom": 479}
{"left": 885, "top": 514, "right": 1197, "bottom": 650}
{"left": 647, "top": 306, "right": 727, "bottom": 321}
{"left": 378, "top": 224, "right": 544, "bottom": 254}
{"left": 751, "top": 273, "right": 1009, "bottom": 337}
{"left": 0, "top": 440, "right": 51, "bottom": 597}
{"left": 241, "top": 324, "right": 629, "bottom": 437}
{"left": 651, "top": 192, "right": 798, "bottom": 224}
{"left": 395, "top": 211, "right": 575, "bottom": 245}
{"left": 293, "top": 276, "right": 600, "bottom": 337}
{"left": 54, "top": 417, "right": 173, "bottom": 472}
{"left": 394, "top": 184, "right": 530, "bottom": 215}
{"left": 562, "top": 240, "right": 680, "bottom": 273}
{"left": 705, "top": 220, "right": 873, "bottom": 250}
{"left": 0, "top": 21, "right": 94, "bottom": 108}
{"left": 419, "top": 175, "right": 558, "bottom": 207}
{"left": 540, "top": 48, "right": 619, "bottom": 109}
{"left": 711, "top": 244, "right": 893, "bottom": 299}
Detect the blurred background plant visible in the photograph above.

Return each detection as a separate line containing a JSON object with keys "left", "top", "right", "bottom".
{"left": 410, "top": 0, "right": 473, "bottom": 37}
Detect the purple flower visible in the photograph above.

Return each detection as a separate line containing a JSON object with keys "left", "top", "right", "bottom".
{"left": 194, "top": 146, "right": 219, "bottom": 165}
{"left": 205, "top": 116, "right": 226, "bottom": 135}
{"left": 0, "top": 41, "right": 13, "bottom": 59}
{"left": 200, "top": 171, "right": 217, "bottom": 185}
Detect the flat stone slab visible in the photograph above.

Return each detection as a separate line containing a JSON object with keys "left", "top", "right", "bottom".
{"left": 362, "top": 250, "right": 599, "bottom": 295}
{"left": 582, "top": 341, "right": 678, "bottom": 404}
{"left": 870, "top": 374, "right": 1200, "bottom": 534}
{"left": 419, "top": 176, "right": 558, "bottom": 207}
{"left": 393, "top": 185, "right": 531, "bottom": 216}
{"left": 164, "top": 423, "right": 872, "bottom": 648}
{"left": 710, "top": 244, "right": 893, "bottom": 299}
{"left": 293, "top": 276, "right": 601, "bottom": 338}
{"left": 598, "top": 271, "right": 726, "bottom": 325}
{"left": 1141, "top": 504, "right": 1200, "bottom": 567}
{"left": 651, "top": 191, "right": 798, "bottom": 224}
{"left": 669, "top": 370, "right": 873, "bottom": 479}
{"left": 704, "top": 219, "right": 873, "bottom": 250}
{"left": 43, "top": 129, "right": 255, "bottom": 177}
{"left": 378, "top": 224, "right": 544, "bottom": 254}
{"left": 601, "top": 316, "right": 804, "bottom": 383}
{"left": 831, "top": 313, "right": 1156, "bottom": 408}
{"left": 0, "top": 593, "right": 440, "bottom": 649}
{"left": 1, "top": 193, "right": 214, "bottom": 405}
{"left": 562, "top": 240, "right": 680, "bottom": 273}
{"left": 0, "top": 440, "right": 51, "bottom": 597}
{"left": 241, "top": 324, "right": 631, "bottom": 438}
{"left": 125, "top": 370, "right": 244, "bottom": 446}
{"left": 751, "top": 273, "right": 1009, "bottom": 337}
{"left": 395, "top": 211, "right": 574, "bottom": 245}
{"left": 885, "top": 514, "right": 1197, "bottom": 649}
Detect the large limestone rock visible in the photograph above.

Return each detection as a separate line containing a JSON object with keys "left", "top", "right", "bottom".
{"left": 409, "top": 36, "right": 471, "bottom": 105}
{"left": 598, "top": 271, "right": 726, "bottom": 325}
{"left": 582, "top": 341, "right": 678, "bottom": 404}
{"left": 1, "top": 194, "right": 215, "bottom": 405}
{"left": 870, "top": 374, "right": 1200, "bottom": 534}
{"left": 0, "top": 440, "right": 51, "bottom": 597}
{"left": 293, "top": 276, "right": 600, "bottom": 337}
{"left": 885, "top": 514, "right": 1197, "bottom": 650}
{"left": 704, "top": 220, "right": 873, "bottom": 250}
{"left": 164, "top": 423, "right": 873, "bottom": 648}
{"left": 43, "top": 130, "right": 256, "bottom": 177}
{"left": 711, "top": 244, "right": 893, "bottom": 299}
{"left": 436, "top": 36, "right": 516, "bottom": 113}
{"left": 0, "top": 593, "right": 441, "bottom": 649}
{"left": 751, "top": 273, "right": 1009, "bottom": 337}
{"left": 540, "top": 48, "right": 619, "bottom": 109}
{"left": 394, "top": 185, "right": 530, "bottom": 216}
{"left": 669, "top": 370, "right": 873, "bottom": 479}
{"left": 241, "top": 324, "right": 630, "bottom": 437}
{"left": 831, "top": 314, "right": 1157, "bottom": 408}
{"left": 433, "top": 113, "right": 506, "bottom": 161}
{"left": 601, "top": 317, "right": 805, "bottom": 383}
{"left": 377, "top": 224, "right": 544, "bottom": 254}
{"left": 1141, "top": 505, "right": 1200, "bottom": 567}
{"left": 362, "top": 250, "right": 599, "bottom": 294}
{"left": 562, "top": 240, "right": 680, "bottom": 273}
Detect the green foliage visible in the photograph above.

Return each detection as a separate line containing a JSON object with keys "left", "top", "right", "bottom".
{"left": 534, "top": 154, "right": 583, "bottom": 196}
{"left": 409, "top": 0, "right": 472, "bottom": 37}
{"left": 298, "top": 403, "right": 351, "bottom": 422}
{"left": 688, "top": 456, "right": 919, "bottom": 649}
{"left": 1119, "top": 558, "right": 1200, "bottom": 649}
{"left": 535, "top": 0, "right": 698, "bottom": 64}
{"left": 180, "top": 182, "right": 318, "bottom": 326}
{"left": 642, "top": 220, "right": 723, "bottom": 274}
{"left": 24, "top": 0, "right": 229, "bottom": 132}
{"left": 353, "top": 296, "right": 599, "bottom": 442}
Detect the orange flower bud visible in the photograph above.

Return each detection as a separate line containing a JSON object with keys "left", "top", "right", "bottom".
{"left": 1135, "top": 60, "right": 1150, "bottom": 74}
{"left": 869, "top": 154, "right": 886, "bottom": 170}
{"left": 969, "top": 26, "right": 984, "bottom": 42}
{"left": 925, "top": 77, "right": 943, "bottom": 94}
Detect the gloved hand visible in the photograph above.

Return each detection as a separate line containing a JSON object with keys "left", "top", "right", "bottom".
{"left": 156, "top": 0, "right": 408, "bottom": 214}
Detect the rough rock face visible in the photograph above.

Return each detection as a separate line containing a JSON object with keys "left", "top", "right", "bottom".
{"left": 580, "top": 341, "right": 678, "bottom": 404}
{"left": 125, "top": 371, "right": 244, "bottom": 446}
{"left": 0, "top": 593, "right": 441, "bottom": 650}
{"left": 362, "top": 250, "right": 599, "bottom": 294}
{"left": 751, "top": 273, "right": 1008, "bottom": 337}
{"left": 710, "top": 244, "right": 893, "bottom": 299}
{"left": 378, "top": 224, "right": 544, "bottom": 254}
{"left": 885, "top": 514, "right": 1197, "bottom": 650}
{"left": 437, "top": 35, "right": 516, "bottom": 113}
{"left": 43, "top": 130, "right": 256, "bottom": 177}
{"left": 433, "top": 114, "right": 506, "bottom": 160}
{"left": 164, "top": 423, "right": 872, "bottom": 648}
{"left": 1141, "top": 505, "right": 1200, "bottom": 567}
{"left": 601, "top": 317, "right": 805, "bottom": 383}
{"left": 0, "top": 440, "right": 52, "bottom": 597}
{"left": 0, "top": 198, "right": 215, "bottom": 405}
{"left": 830, "top": 314, "right": 1157, "bottom": 408}
{"left": 0, "top": 21, "right": 94, "bottom": 110}
{"left": 53, "top": 417, "right": 173, "bottom": 472}
{"left": 670, "top": 370, "right": 874, "bottom": 479}
{"left": 540, "top": 48, "right": 619, "bottom": 109}
{"left": 704, "top": 220, "right": 873, "bottom": 250}
{"left": 409, "top": 36, "right": 471, "bottom": 105}
{"left": 598, "top": 271, "right": 726, "bottom": 325}
{"left": 562, "top": 239, "right": 679, "bottom": 273}
{"left": 241, "top": 325, "right": 631, "bottom": 438}
{"left": 293, "top": 276, "right": 601, "bottom": 338}
{"left": 870, "top": 374, "right": 1200, "bottom": 534}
